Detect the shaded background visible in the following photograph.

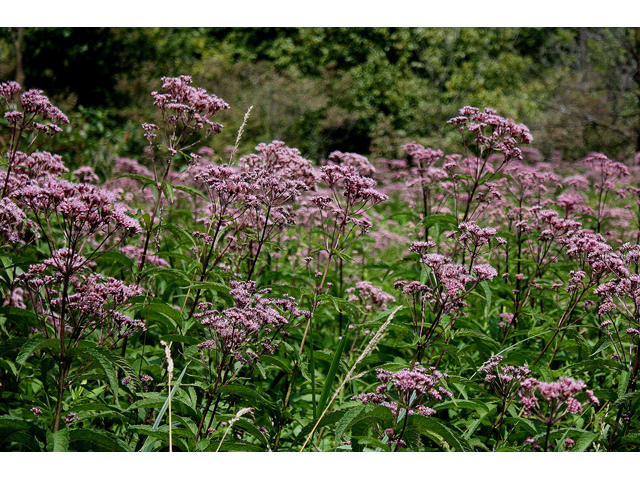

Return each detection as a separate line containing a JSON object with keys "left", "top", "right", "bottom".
{"left": 1, "top": 27, "right": 639, "bottom": 173}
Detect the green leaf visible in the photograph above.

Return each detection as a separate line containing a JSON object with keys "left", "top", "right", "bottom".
{"left": 0, "top": 415, "right": 47, "bottom": 450}
{"left": 140, "top": 361, "right": 191, "bottom": 452}
{"left": 419, "top": 213, "right": 458, "bottom": 230}
{"left": 335, "top": 405, "right": 366, "bottom": 445}
{"left": 16, "top": 335, "right": 59, "bottom": 365}
{"left": 69, "top": 428, "right": 132, "bottom": 452}
{"left": 161, "top": 180, "right": 175, "bottom": 204}
{"left": 52, "top": 428, "right": 70, "bottom": 452}
{"left": 68, "top": 347, "right": 120, "bottom": 404}
{"left": 410, "top": 416, "right": 472, "bottom": 452}
{"left": 115, "top": 173, "right": 156, "bottom": 187}
{"left": 572, "top": 431, "right": 599, "bottom": 452}
{"left": 614, "top": 390, "right": 640, "bottom": 406}
{"left": 590, "top": 336, "right": 613, "bottom": 358}
{"left": 0, "top": 306, "right": 39, "bottom": 325}
{"left": 173, "top": 183, "right": 207, "bottom": 200}
{"left": 453, "top": 328, "right": 499, "bottom": 350}
{"left": 189, "top": 281, "right": 233, "bottom": 304}
{"left": 260, "top": 355, "right": 292, "bottom": 374}
{"left": 316, "top": 333, "right": 348, "bottom": 417}
{"left": 160, "top": 334, "right": 200, "bottom": 345}
{"left": 217, "top": 384, "right": 277, "bottom": 412}
{"left": 537, "top": 365, "right": 554, "bottom": 383}
{"left": 233, "top": 418, "right": 267, "bottom": 445}
{"left": 211, "top": 439, "right": 266, "bottom": 452}
{"left": 617, "top": 371, "right": 631, "bottom": 400}
{"left": 352, "top": 435, "right": 391, "bottom": 451}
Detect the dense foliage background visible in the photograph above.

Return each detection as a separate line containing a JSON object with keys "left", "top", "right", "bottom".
{"left": 2, "top": 28, "right": 640, "bottom": 165}
{"left": 1, "top": 27, "right": 640, "bottom": 453}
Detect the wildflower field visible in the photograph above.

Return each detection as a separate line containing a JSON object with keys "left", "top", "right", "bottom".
{"left": 1, "top": 74, "right": 640, "bottom": 453}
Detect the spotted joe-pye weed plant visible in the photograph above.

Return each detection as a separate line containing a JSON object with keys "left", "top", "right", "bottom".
{"left": 0, "top": 76, "right": 639, "bottom": 452}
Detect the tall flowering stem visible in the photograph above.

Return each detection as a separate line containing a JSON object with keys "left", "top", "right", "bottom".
{"left": 10, "top": 177, "right": 142, "bottom": 432}
{"left": 396, "top": 239, "right": 498, "bottom": 365}
{"left": 299, "top": 157, "right": 388, "bottom": 353}
{"left": 192, "top": 281, "right": 309, "bottom": 442}
{"left": 353, "top": 363, "right": 452, "bottom": 451}
{"left": 138, "top": 76, "right": 228, "bottom": 272}
{"left": 478, "top": 354, "right": 531, "bottom": 449}
{"left": 519, "top": 376, "right": 599, "bottom": 452}
{"left": 593, "top": 243, "right": 640, "bottom": 448}
{"left": 401, "top": 142, "right": 446, "bottom": 240}
{"left": 534, "top": 230, "right": 626, "bottom": 366}
{"left": 582, "top": 152, "right": 629, "bottom": 233}
{"left": 447, "top": 106, "right": 532, "bottom": 224}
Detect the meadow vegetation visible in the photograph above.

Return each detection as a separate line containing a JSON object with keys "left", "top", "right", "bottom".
{"left": 1, "top": 28, "right": 640, "bottom": 452}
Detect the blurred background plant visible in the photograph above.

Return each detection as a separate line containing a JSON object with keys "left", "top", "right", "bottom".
{"left": 1, "top": 27, "right": 639, "bottom": 166}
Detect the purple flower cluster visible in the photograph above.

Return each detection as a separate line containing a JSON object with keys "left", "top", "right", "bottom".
{"left": 151, "top": 75, "right": 229, "bottom": 136}
{"left": 318, "top": 164, "right": 388, "bottom": 207}
{"left": 400, "top": 240, "right": 498, "bottom": 317}
{"left": 478, "top": 354, "right": 531, "bottom": 402}
{"left": 353, "top": 364, "right": 452, "bottom": 418}
{"left": 195, "top": 280, "right": 310, "bottom": 364}
{"left": 17, "top": 264, "right": 145, "bottom": 344}
{"left": 351, "top": 281, "right": 395, "bottom": 312}
{"left": 241, "top": 140, "right": 316, "bottom": 190}
{"left": 1, "top": 82, "right": 69, "bottom": 135}
{"left": 447, "top": 106, "right": 532, "bottom": 162}
{"left": 327, "top": 150, "right": 376, "bottom": 177}
{"left": 11, "top": 151, "right": 69, "bottom": 180}
{"left": 518, "top": 376, "right": 599, "bottom": 425}
{"left": 12, "top": 179, "right": 142, "bottom": 245}
{"left": 0, "top": 197, "right": 27, "bottom": 243}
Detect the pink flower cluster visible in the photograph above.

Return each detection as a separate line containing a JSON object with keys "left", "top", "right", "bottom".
{"left": 1, "top": 82, "right": 69, "bottom": 135}
{"left": 353, "top": 363, "right": 452, "bottom": 418}
{"left": 351, "top": 281, "right": 395, "bottom": 312}
{"left": 12, "top": 180, "right": 142, "bottom": 243}
{"left": 478, "top": 354, "right": 531, "bottom": 402}
{"left": 518, "top": 376, "right": 599, "bottom": 425}
{"left": 241, "top": 140, "right": 317, "bottom": 190}
{"left": 151, "top": 75, "right": 229, "bottom": 134}
{"left": 195, "top": 280, "right": 310, "bottom": 364}
{"left": 448, "top": 106, "right": 532, "bottom": 162}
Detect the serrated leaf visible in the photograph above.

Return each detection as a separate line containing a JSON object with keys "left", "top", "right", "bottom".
{"left": 614, "top": 390, "right": 640, "bottom": 406}
{"left": 233, "top": 418, "right": 267, "bottom": 445}
{"left": 173, "top": 183, "right": 207, "bottom": 200}
{"left": 352, "top": 435, "right": 391, "bottom": 451}
{"left": 260, "top": 355, "right": 292, "bottom": 374}
{"left": 68, "top": 347, "right": 119, "bottom": 404}
{"left": 115, "top": 173, "right": 156, "bottom": 187}
{"left": 410, "top": 416, "right": 472, "bottom": 452}
{"left": 590, "top": 336, "right": 613, "bottom": 357}
{"left": 161, "top": 180, "right": 175, "bottom": 204}
{"left": 16, "top": 335, "right": 59, "bottom": 365}
{"left": 419, "top": 213, "right": 458, "bottom": 230}
{"left": 537, "top": 365, "right": 554, "bottom": 383}
{"left": 0, "top": 415, "right": 47, "bottom": 449}
{"left": 52, "top": 428, "right": 69, "bottom": 452}
{"left": 217, "top": 384, "right": 276, "bottom": 412}
{"left": 69, "top": 428, "right": 132, "bottom": 452}
{"left": 254, "top": 360, "right": 267, "bottom": 380}
{"left": 617, "top": 371, "right": 631, "bottom": 400}
{"left": 335, "top": 405, "right": 366, "bottom": 445}
{"left": 572, "top": 431, "right": 598, "bottom": 452}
